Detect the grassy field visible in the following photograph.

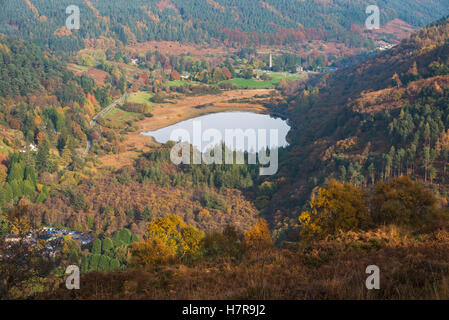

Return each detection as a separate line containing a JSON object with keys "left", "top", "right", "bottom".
{"left": 166, "top": 72, "right": 306, "bottom": 89}
{"left": 104, "top": 108, "right": 140, "bottom": 128}
{"left": 127, "top": 91, "right": 153, "bottom": 106}
{"left": 221, "top": 72, "right": 306, "bottom": 89}
{"left": 270, "top": 72, "right": 306, "bottom": 82}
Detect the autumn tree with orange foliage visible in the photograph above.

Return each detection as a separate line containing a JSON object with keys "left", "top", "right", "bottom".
{"left": 33, "top": 115, "right": 42, "bottom": 127}
{"left": 243, "top": 219, "right": 273, "bottom": 253}
{"left": 36, "top": 132, "right": 47, "bottom": 146}
{"left": 170, "top": 70, "right": 181, "bottom": 81}
{"left": 222, "top": 66, "right": 232, "bottom": 80}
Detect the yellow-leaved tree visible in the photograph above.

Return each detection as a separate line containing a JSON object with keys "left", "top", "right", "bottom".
{"left": 131, "top": 215, "right": 204, "bottom": 267}
{"left": 298, "top": 180, "right": 370, "bottom": 241}
{"left": 243, "top": 219, "right": 273, "bottom": 252}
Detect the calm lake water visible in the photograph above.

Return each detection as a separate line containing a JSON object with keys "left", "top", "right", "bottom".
{"left": 141, "top": 111, "right": 290, "bottom": 152}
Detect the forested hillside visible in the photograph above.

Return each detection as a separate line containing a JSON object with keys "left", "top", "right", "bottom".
{"left": 1, "top": 0, "right": 449, "bottom": 52}
{"left": 0, "top": 36, "right": 92, "bottom": 146}
{"left": 4, "top": 1, "right": 449, "bottom": 301}
{"left": 267, "top": 15, "right": 449, "bottom": 240}
{"left": 0, "top": 35, "right": 129, "bottom": 212}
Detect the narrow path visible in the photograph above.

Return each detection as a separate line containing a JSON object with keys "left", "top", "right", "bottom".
{"left": 83, "top": 92, "right": 128, "bottom": 156}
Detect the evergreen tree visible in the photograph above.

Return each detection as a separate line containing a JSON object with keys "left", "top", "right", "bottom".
{"left": 7, "top": 161, "right": 24, "bottom": 183}
{"left": 89, "top": 254, "right": 101, "bottom": 271}
{"left": 92, "top": 238, "right": 102, "bottom": 255}
{"left": 35, "top": 185, "right": 49, "bottom": 203}
{"left": 119, "top": 228, "right": 132, "bottom": 244}
{"left": 0, "top": 183, "right": 13, "bottom": 205}
{"left": 22, "top": 179, "right": 35, "bottom": 199}
{"left": 102, "top": 237, "right": 114, "bottom": 254}
{"left": 139, "top": 205, "right": 153, "bottom": 222}
{"left": 98, "top": 255, "right": 111, "bottom": 272}
{"left": 24, "top": 166, "right": 36, "bottom": 187}
{"left": 109, "top": 258, "right": 121, "bottom": 270}
{"left": 36, "top": 140, "right": 50, "bottom": 173}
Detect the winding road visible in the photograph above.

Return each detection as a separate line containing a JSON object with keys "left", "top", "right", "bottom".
{"left": 83, "top": 92, "right": 128, "bottom": 156}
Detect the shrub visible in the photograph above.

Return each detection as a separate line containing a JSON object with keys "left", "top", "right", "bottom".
{"left": 121, "top": 102, "right": 149, "bottom": 113}
{"left": 201, "top": 225, "right": 243, "bottom": 260}
{"left": 371, "top": 176, "right": 445, "bottom": 227}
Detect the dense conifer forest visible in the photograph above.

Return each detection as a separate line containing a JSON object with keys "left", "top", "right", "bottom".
{"left": 1, "top": 0, "right": 449, "bottom": 51}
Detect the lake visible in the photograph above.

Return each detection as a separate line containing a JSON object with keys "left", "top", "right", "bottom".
{"left": 141, "top": 111, "right": 290, "bottom": 152}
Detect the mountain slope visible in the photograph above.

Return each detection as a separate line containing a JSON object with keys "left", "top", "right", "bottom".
{"left": 1, "top": 0, "right": 449, "bottom": 52}
{"left": 268, "top": 15, "right": 449, "bottom": 238}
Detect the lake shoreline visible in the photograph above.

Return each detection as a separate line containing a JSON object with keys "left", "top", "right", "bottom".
{"left": 98, "top": 89, "right": 274, "bottom": 168}
{"left": 141, "top": 111, "right": 290, "bottom": 152}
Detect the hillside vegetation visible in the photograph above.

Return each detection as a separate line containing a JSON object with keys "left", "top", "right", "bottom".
{"left": 3, "top": 4, "right": 449, "bottom": 301}
{"left": 266, "top": 16, "right": 449, "bottom": 242}
{"left": 40, "top": 177, "right": 449, "bottom": 299}
{"left": 1, "top": 0, "right": 449, "bottom": 52}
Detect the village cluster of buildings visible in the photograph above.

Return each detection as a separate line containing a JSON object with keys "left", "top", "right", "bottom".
{"left": 3, "top": 227, "right": 92, "bottom": 258}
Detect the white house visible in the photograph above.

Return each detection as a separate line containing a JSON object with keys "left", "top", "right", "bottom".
{"left": 20, "top": 143, "right": 38, "bottom": 153}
